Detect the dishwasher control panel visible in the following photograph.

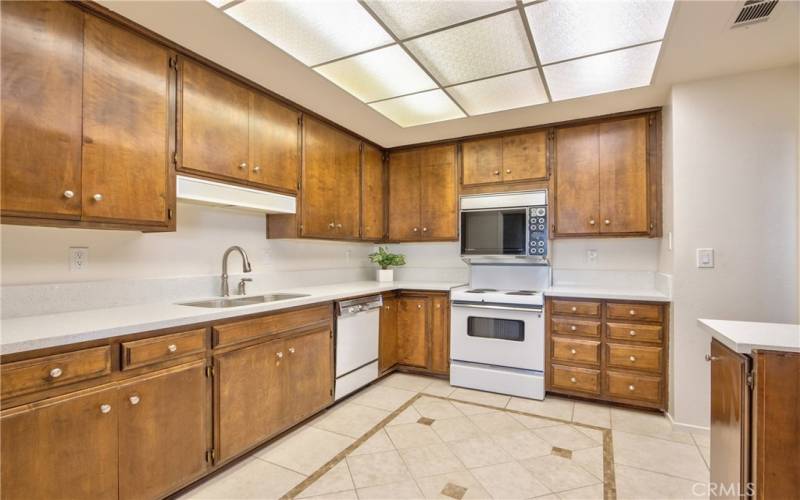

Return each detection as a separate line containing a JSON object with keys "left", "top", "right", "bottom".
{"left": 336, "top": 295, "right": 384, "bottom": 316}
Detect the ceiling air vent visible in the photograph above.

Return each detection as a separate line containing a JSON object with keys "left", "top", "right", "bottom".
{"left": 732, "top": 0, "right": 778, "bottom": 27}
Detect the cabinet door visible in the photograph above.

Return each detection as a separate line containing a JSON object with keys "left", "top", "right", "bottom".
{"left": 1, "top": 385, "right": 118, "bottom": 499}
{"left": 1, "top": 1, "right": 83, "bottom": 218}
{"left": 397, "top": 297, "right": 429, "bottom": 368}
{"left": 503, "top": 131, "right": 547, "bottom": 182}
{"left": 118, "top": 361, "right": 209, "bottom": 500}
{"left": 333, "top": 133, "right": 362, "bottom": 239}
{"left": 250, "top": 93, "right": 300, "bottom": 192}
{"left": 362, "top": 144, "right": 385, "bottom": 241}
{"left": 709, "top": 338, "right": 750, "bottom": 500}
{"left": 181, "top": 59, "right": 250, "bottom": 181}
{"left": 215, "top": 338, "right": 287, "bottom": 462}
{"left": 286, "top": 328, "right": 333, "bottom": 422}
{"left": 598, "top": 116, "right": 649, "bottom": 234}
{"left": 388, "top": 150, "right": 422, "bottom": 241}
{"left": 420, "top": 145, "right": 458, "bottom": 240}
{"left": 430, "top": 296, "right": 450, "bottom": 374}
{"left": 554, "top": 124, "right": 600, "bottom": 235}
{"left": 379, "top": 296, "right": 398, "bottom": 372}
{"left": 461, "top": 138, "right": 503, "bottom": 186}
{"left": 81, "top": 16, "right": 171, "bottom": 225}
{"left": 301, "top": 118, "right": 339, "bottom": 238}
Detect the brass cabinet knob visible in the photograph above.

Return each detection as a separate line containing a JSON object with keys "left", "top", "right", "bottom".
{"left": 413, "top": 227, "right": 418, "bottom": 232}
{"left": 604, "top": 219, "right": 611, "bottom": 225}
{"left": 505, "top": 169, "right": 511, "bottom": 174}
{"left": 276, "top": 351, "right": 284, "bottom": 359}
{"left": 129, "top": 395, "right": 140, "bottom": 405}
{"left": 239, "top": 162, "right": 247, "bottom": 169}
{"left": 63, "top": 190, "right": 75, "bottom": 199}
{"left": 328, "top": 222, "right": 335, "bottom": 228}
{"left": 571, "top": 306, "right": 577, "bottom": 312}
{"left": 570, "top": 349, "right": 577, "bottom": 355}
{"left": 336, "top": 223, "right": 342, "bottom": 229}
{"left": 417, "top": 304, "right": 422, "bottom": 309}
{"left": 253, "top": 165, "right": 261, "bottom": 173}
{"left": 628, "top": 385, "right": 635, "bottom": 392}
{"left": 629, "top": 330, "right": 636, "bottom": 336}
{"left": 629, "top": 355, "right": 636, "bottom": 362}
{"left": 167, "top": 344, "right": 177, "bottom": 353}
{"left": 493, "top": 170, "right": 500, "bottom": 175}
{"left": 629, "top": 309, "right": 636, "bottom": 316}
{"left": 92, "top": 193, "right": 103, "bottom": 202}
{"left": 100, "top": 404, "right": 112, "bottom": 414}
{"left": 422, "top": 227, "right": 428, "bottom": 232}
{"left": 589, "top": 219, "right": 596, "bottom": 225}
{"left": 570, "top": 377, "right": 577, "bottom": 383}
{"left": 49, "top": 367, "right": 63, "bottom": 379}
{"left": 570, "top": 325, "right": 577, "bottom": 331}
{"left": 288, "top": 347, "right": 295, "bottom": 354}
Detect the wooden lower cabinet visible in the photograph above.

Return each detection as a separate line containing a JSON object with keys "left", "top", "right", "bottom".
{"left": 118, "top": 361, "right": 209, "bottom": 500}
{"left": 430, "top": 296, "right": 450, "bottom": 374}
{"left": 285, "top": 328, "right": 333, "bottom": 422}
{"left": 379, "top": 295, "right": 398, "bottom": 373}
{"left": 384, "top": 292, "right": 450, "bottom": 375}
{"left": 1, "top": 384, "right": 119, "bottom": 500}
{"left": 397, "top": 296, "right": 428, "bottom": 368}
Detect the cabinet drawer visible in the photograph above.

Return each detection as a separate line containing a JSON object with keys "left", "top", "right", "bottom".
{"left": 605, "top": 370, "right": 662, "bottom": 404}
{"left": 551, "top": 337, "right": 600, "bottom": 366}
{"left": 551, "top": 364, "right": 600, "bottom": 394}
{"left": 606, "top": 302, "right": 663, "bottom": 322}
{"left": 551, "top": 300, "right": 601, "bottom": 317}
{"left": 121, "top": 328, "right": 206, "bottom": 370}
{"left": 607, "top": 322, "right": 663, "bottom": 344}
{"left": 607, "top": 343, "right": 662, "bottom": 373}
{"left": 213, "top": 304, "right": 332, "bottom": 347}
{"left": 1, "top": 346, "right": 111, "bottom": 399}
{"left": 551, "top": 317, "right": 601, "bottom": 337}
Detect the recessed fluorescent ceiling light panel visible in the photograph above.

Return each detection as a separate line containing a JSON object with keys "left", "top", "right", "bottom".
{"left": 212, "top": 0, "right": 674, "bottom": 127}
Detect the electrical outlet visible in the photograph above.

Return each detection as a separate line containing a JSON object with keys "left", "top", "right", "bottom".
{"left": 587, "top": 249, "right": 598, "bottom": 264}
{"left": 69, "top": 247, "right": 88, "bottom": 271}
{"left": 697, "top": 248, "right": 714, "bottom": 268}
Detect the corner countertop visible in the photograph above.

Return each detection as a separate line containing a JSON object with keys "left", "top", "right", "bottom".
{"left": 544, "top": 286, "right": 670, "bottom": 302}
{"left": 698, "top": 319, "right": 800, "bottom": 354}
{"left": 0, "top": 281, "right": 464, "bottom": 356}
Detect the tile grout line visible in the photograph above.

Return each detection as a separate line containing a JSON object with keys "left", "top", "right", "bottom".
{"left": 616, "top": 462, "right": 710, "bottom": 484}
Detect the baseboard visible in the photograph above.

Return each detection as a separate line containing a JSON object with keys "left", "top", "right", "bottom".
{"left": 666, "top": 410, "right": 710, "bottom": 434}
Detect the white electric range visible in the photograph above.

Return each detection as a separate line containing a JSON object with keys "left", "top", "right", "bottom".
{"left": 449, "top": 265, "right": 549, "bottom": 400}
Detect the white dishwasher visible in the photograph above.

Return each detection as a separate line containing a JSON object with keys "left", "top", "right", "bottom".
{"left": 334, "top": 295, "right": 382, "bottom": 400}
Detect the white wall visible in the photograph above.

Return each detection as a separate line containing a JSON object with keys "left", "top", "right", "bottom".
{"left": 664, "top": 65, "right": 799, "bottom": 428}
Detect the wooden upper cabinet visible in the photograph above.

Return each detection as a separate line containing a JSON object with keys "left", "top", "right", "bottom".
{"left": 361, "top": 144, "right": 385, "bottom": 241}
{"left": 461, "top": 131, "right": 547, "bottom": 188}
{"left": 388, "top": 145, "right": 457, "bottom": 241}
{"left": 1, "top": 1, "right": 83, "bottom": 219}
{"left": 420, "top": 145, "right": 458, "bottom": 240}
{"left": 397, "top": 297, "right": 428, "bottom": 368}
{"left": 598, "top": 116, "right": 649, "bottom": 234}
{"left": 1, "top": 384, "right": 119, "bottom": 500}
{"left": 81, "top": 15, "right": 172, "bottom": 226}
{"left": 333, "top": 134, "right": 361, "bottom": 240}
{"left": 180, "top": 59, "right": 250, "bottom": 181}
{"left": 249, "top": 93, "right": 300, "bottom": 193}
{"left": 388, "top": 149, "right": 422, "bottom": 241}
{"left": 554, "top": 114, "right": 656, "bottom": 237}
{"left": 554, "top": 123, "right": 600, "bottom": 236}
{"left": 118, "top": 361, "right": 208, "bottom": 500}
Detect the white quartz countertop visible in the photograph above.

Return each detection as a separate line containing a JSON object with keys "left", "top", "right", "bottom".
{"left": 544, "top": 286, "right": 670, "bottom": 302}
{"left": 698, "top": 319, "right": 800, "bottom": 354}
{"left": 0, "top": 281, "right": 464, "bottom": 355}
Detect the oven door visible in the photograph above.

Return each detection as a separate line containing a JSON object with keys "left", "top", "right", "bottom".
{"left": 450, "top": 302, "right": 544, "bottom": 371}
{"left": 460, "top": 208, "right": 528, "bottom": 256}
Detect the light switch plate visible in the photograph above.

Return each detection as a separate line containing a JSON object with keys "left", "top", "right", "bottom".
{"left": 696, "top": 248, "right": 714, "bottom": 268}
{"left": 69, "top": 247, "right": 88, "bottom": 272}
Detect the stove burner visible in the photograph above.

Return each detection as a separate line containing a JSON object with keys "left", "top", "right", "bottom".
{"left": 505, "top": 290, "right": 540, "bottom": 296}
{"left": 466, "top": 288, "right": 498, "bottom": 293}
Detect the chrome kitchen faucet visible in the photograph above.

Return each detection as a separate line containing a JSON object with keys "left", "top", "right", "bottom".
{"left": 221, "top": 246, "right": 252, "bottom": 297}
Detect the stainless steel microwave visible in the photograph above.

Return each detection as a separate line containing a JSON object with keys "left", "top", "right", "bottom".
{"left": 460, "top": 190, "right": 549, "bottom": 264}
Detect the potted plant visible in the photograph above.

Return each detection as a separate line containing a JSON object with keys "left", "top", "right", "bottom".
{"left": 368, "top": 247, "right": 406, "bottom": 282}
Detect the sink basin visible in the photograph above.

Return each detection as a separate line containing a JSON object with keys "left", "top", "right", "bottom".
{"left": 179, "top": 293, "right": 309, "bottom": 308}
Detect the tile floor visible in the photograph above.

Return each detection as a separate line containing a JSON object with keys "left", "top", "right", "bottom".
{"left": 180, "top": 373, "right": 710, "bottom": 500}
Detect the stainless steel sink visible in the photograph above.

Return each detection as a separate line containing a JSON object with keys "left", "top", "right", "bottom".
{"left": 178, "top": 293, "right": 309, "bottom": 308}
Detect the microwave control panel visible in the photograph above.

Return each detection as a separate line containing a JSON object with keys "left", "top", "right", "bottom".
{"left": 528, "top": 207, "right": 548, "bottom": 256}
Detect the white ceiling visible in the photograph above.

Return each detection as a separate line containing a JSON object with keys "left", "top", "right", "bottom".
{"left": 100, "top": 0, "right": 799, "bottom": 147}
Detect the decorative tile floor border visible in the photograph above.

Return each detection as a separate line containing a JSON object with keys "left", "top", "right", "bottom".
{"left": 282, "top": 392, "right": 617, "bottom": 499}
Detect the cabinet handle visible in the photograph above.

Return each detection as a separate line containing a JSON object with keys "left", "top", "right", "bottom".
{"left": 629, "top": 309, "right": 636, "bottom": 316}
{"left": 604, "top": 219, "right": 611, "bottom": 225}
{"left": 629, "top": 355, "right": 637, "bottom": 362}
{"left": 422, "top": 227, "right": 428, "bottom": 232}
{"left": 276, "top": 351, "right": 284, "bottom": 359}
{"left": 571, "top": 306, "right": 577, "bottom": 312}
{"left": 505, "top": 169, "right": 511, "bottom": 174}
{"left": 63, "top": 190, "right": 75, "bottom": 199}
{"left": 239, "top": 162, "right": 247, "bottom": 169}
{"left": 704, "top": 354, "right": 719, "bottom": 362}
{"left": 570, "top": 349, "right": 577, "bottom": 355}
{"left": 253, "top": 165, "right": 261, "bottom": 173}
{"left": 570, "top": 377, "right": 577, "bottom": 383}
{"left": 129, "top": 395, "right": 140, "bottom": 405}
{"left": 570, "top": 325, "right": 577, "bottom": 331}
{"left": 49, "top": 367, "right": 63, "bottom": 379}
{"left": 413, "top": 227, "right": 419, "bottom": 232}
{"left": 336, "top": 223, "right": 342, "bottom": 229}
{"left": 288, "top": 347, "right": 295, "bottom": 354}
{"left": 493, "top": 170, "right": 500, "bottom": 176}
{"left": 328, "top": 222, "right": 335, "bottom": 228}
{"left": 417, "top": 304, "right": 422, "bottom": 309}
{"left": 628, "top": 385, "right": 635, "bottom": 392}
{"left": 92, "top": 193, "right": 103, "bottom": 202}
{"left": 167, "top": 344, "right": 177, "bottom": 353}
{"left": 436, "top": 304, "right": 441, "bottom": 309}
{"left": 589, "top": 219, "right": 596, "bottom": 225}
{"left": 100, "top": 404, "right": 112, "bottom": 414}
{"left": 629, "top": 330, "right": 636, "bottom": 336}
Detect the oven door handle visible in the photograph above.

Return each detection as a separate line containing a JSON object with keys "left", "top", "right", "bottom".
{"left": 451, "top": 302, "right": 543, "bottom": 313}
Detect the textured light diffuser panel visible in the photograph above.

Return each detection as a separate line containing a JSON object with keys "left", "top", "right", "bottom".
{"left": 526, "top": 0, "right": 674, "bottom": 65}
{"left": 544, "top": 42, "right": 662, "bottom": 101}
{"left": 314, "top": 45, "right": 436, "bottom": 103}
{"left": 448, "top": 69, "right": 548, "bottom": 116}
{"left": 364, "top": 0, "right": 516, "bottom": 39}
{"left": 405, "top": 11, "right": 536, "bottom": 86}
{"left": 225, "top": 0, "right": 393, "bottom": 66}
{"left": 370, "top": 89, "right": 465, "bottom": 127}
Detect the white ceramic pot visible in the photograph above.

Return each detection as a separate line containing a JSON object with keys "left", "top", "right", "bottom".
{"left": 376, "top": 269, "right": 394, "bottom": 282}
